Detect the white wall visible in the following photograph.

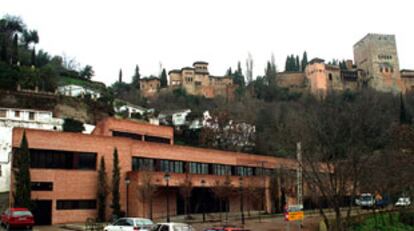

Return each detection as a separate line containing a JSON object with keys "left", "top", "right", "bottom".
{"left": 0, "top": 108, "right": 64, "bottom": 193}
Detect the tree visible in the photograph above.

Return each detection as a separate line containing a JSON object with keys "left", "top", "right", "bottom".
{"left": 97, "top": 157, "right": 108, "bottom": 222}
{"left": 119, "top": 69, "right": 123, "bottom": 83}
{"left": 31, "top": 47, "right": 35, "bottom": 66}
{"left": 137, "top": 165, "right": 157, "bottom": 219}
{"left": 178, "top": 173, "right": 193, "bottom": 219}
{"left": 14, "top": 131, "right": 31, "bottom": 209}
{"left": 12, "top": 33, "right": 18, "bottom": 65}
{"left": 211, "top": 175, "right": 233, "bottom": 224}
{"left": 111, "top": 148, "right": 121, "bottom": 219}
{"left": 22, "top": 29, "right": 39, "bottom": 48}
{"left": 62, "top": 118, "right": 85, "bottom": 133}
{"left": 131, "top": 65, "right": 141, "bottom": 89}
{"left": 160, "top": 68, "right": 168, "bottom": 88}
{"left": 301, "top": 51, "right": 308, "bottom": 72}
{"left": 295, "top": 55, "right": 300, "bottom": 71}
{"left": 245, "top": 53, "right": 253, "bottom": 84}
{"left": 80, "top": 65, "right": 94, "bottom": 80}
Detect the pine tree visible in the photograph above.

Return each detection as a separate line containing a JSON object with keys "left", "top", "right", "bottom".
{"left": 226, "top": 67, "right": 232, "bottom": 76}
{"left": 301, "top": 51, "right": 308, "bottom": 72}
{"left": 97, "top": 157, "right": 108, "bottom": 222}
{"left": 119, "top": 69, "right": 123, "bottom": 83}
{"left": 160, "top": 68, "right": 168, "bottom": 88}
{"left": 111, "top": 148, "right": 121, "bottom": 219}
{"left": 285, "top": 56, "right": 290, "bottom": 72}
{"left": 14, "top": 131, "right": 31, "bottom": 209}
{"left": 131, "top": 65, "right": 141, "bottom": 89}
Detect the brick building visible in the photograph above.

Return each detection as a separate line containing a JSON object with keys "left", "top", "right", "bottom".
{"left": 139, "top": 77, "right": 161, "bottom": 98}
{"left": 10, "top": 118, "right": 303, "bottom": 225}
{"left": 168, "top": 62, "right": 234, "bottom": 98}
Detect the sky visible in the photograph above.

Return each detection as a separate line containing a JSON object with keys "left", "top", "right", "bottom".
{"left": 1, "top": 0, "right": 413, "bottom": 85}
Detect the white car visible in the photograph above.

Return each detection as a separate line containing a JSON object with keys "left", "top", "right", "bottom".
{"left": 151, "top": 223, "right": 195, "bottom": 231}
{"left": 395, "top": 197, "right": 411, "bottom": 207}
{"left": 104, "top": 217, "right": 154, "bottom": 231}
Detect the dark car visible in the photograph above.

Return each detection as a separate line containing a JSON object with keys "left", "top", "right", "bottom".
{"left": 1, "top": 208, "right": 35, "bottom": 230}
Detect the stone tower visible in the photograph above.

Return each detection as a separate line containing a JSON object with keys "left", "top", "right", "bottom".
{"left": 353, "top": 33, "right": 404, "bottom": 93}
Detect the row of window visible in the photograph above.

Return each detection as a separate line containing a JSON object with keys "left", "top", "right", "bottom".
{"left": 21, "top": 149, "right": 97, "bottom": 170}
{"left": 0, "top": 110, "right": 35, "bottom": 120}
{"left": 378, "top": 55, "right": 392, "bottom": 60}
{"left": 132, "top": 157, "right": 273, "bottom": 176}
{"left": 380, "top": 67, "right": 394, "bottom": 73}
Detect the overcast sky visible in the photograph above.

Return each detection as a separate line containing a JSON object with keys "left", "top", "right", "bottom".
{"left": 1, "top": 0, "right": 413, "bottom": 85}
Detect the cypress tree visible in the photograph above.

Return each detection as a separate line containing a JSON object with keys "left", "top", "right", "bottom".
{"left": 295, "top": 55, "right": 300, "bottom": 71}
{"left": 289, "top": 55, "right": 295, "bottom": 71}
{"left": 284, "top": 56, "right": 289, "bottom": 72}
{"left": 97, "top": 156, "right": 108, "bottom": 222}
{"left": 14, "top": 131, "right": 31, "bottom": 209}
{"left": 160, "top": 68, "right": 168, "bottom": 88}
{"left": 119, "top": 69, "right": 123, "bottom": 83}
{"left": 111, "top": 148, "right": 121, "bottom": 219}
{"left": 132, "top": 65, "right": 141, "bottom": 89}
{"left": 301, "top": 51, "right": 308, "bottom": 72}
{"left": 31, "top": 48, "right": 36, "bottom": 67}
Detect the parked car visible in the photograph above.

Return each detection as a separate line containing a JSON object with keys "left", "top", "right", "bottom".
{"left": 204, "top": 227, "right": 250, "bottom": 231}
{"left": 0, "top": 208, "right": 35, "bottom": 230}
{"left": 395, "top": 197, "right": 411, "bottom": 207}
{"left": 104, "top": 217, "right": 154, "bottom": 231}
{"left": 152, "top": 223, "right": 195, "bottom": 231}
{"left": 359, "top": 193, "right": 375, "bottom": 209}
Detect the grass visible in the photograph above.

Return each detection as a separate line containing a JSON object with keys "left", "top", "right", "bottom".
{"left": 349, "top": 211, "right": 414, "bottom": 231}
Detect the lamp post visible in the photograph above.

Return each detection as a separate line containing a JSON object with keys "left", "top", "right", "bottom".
{"left": 201, "top": 179, "right": 206, "bottom": 222}
{"left": 164, "top": 173, "right": 171, "bottom": 222}
{"left": 239, "top": 176, "right": 245, "bottom": 226}
{"left": 125, "top": 176, "right": 131, "bottom": 217}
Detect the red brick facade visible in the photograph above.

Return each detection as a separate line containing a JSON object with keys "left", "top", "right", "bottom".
{"left": 11, "top": 119, "right": 299, "bottom": 224}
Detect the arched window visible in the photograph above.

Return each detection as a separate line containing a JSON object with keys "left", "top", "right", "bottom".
{"left": 328, "top": 73, "right": 333, "bottom": 81}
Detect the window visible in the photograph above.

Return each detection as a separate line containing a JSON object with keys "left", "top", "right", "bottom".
{"left": 144, "top": 135, "right": 170, "bottom": 144}
{"left": 26, "top": 149, "right": 97, "bottom": 170}
{"left": 31, "top": 182, "right": 53, "bottom": 191}
{"left": 132, "top": 157, "right": 154, "bottom": 171}
{"left": 235, "top": 166, "right": 253, "bottom": 176}
{"left": 380, "top": 67, "right": 383, "bottom": 73}
{"left": 189, "top": 162, "right": 208, "bottom": 174}
{"left": 112, "top": 131, "right": 142, "bottom": 141}
{"left": 391, "top": 68, "right": 394, "bottom": 73}
{"left": 0, "top": 110, "right": 6, "bottom": 118}
{"left": 212, "top": 164, "right": 231, "bottom": 176}
{"left": 328, "top": 74, "right": 333, "bottom": 81}
{"left": 159, "top": 160, "right": 183, "bottom": 173}
{"left": 29, "top": 112, "right": 35, "bottom": 120}
{"left": 385, "top": 68, "right": 389, "bottom": 73}
{"left": 14, "top": 111, "right": 20, "bottom": 118}
{"left": 56, "top": 200, "right": 96, "bottom": 210}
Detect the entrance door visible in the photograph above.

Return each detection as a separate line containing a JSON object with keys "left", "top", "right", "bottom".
{"left": 32, "top": 200, "right": 52, "bottom": 225}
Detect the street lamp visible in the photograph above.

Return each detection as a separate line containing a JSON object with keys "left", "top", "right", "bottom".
{"left": 201, "top": 179, "right": 206, "bottom": 222}
{"left": 164, "top": 173, "right": 171, "bottom": 222}
{"left": 125, "top": 176, "right": 131, "bottom": 217}
{"left": 239, "top": 176, "right": 245, "bottom": 226}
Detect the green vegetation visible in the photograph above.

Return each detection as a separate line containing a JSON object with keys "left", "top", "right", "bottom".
{"left": 62, "top": 118, "right": 85, "bottom": 133}
{"left": 349, "top": 211, "right": 414, "bottom": 231}
{"left": 13, "top": 131, "right": 32, "bottom": 209}
{"left": 111, "top": 148, "right": 121, "bottom": 219}
{"left": 97, "top": 157, "right": 108, "bottom": 222}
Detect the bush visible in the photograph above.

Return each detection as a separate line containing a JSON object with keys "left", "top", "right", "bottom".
{"left": 400, "top": 210, "right": 414, "bottom": 226}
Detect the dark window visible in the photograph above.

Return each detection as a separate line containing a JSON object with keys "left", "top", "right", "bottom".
{"left": 385, "top": 68, "right": 389, "bottom": 73}
{"left": 144, "top": 135, "right": 170, "bottom": 144}
{"left": 0, "top": 110, "right": 6, "bottom": 117}
{"left": 14, "top": 111, "right": 20, "bottom": 118}
{"left": 132, "top": 157, "right": 154, "bottom": 171}
{"left": 380, "top": 67, "right": 383, "bottom": 73}
{"left": 159, "top": 160, "right": 183, "bottom": 173}
{"left": 112, "top": 131, "right": 142, "bottom": 140}
{"left": 29, "top": 112, "right": 35, "bottom": 120}
{"left": 56, "top": 200, "right": 96, "bottom": 210}
{"left": 235, "top": 166, "right": 253, "bottom": 176}
{"left": 26, "top": 149, "right": 97, "bottom": 170}
{"left": 328, "top": 73, "right": 333, "bottom": 81}
{"left": 212, "top": 164, "right": 231, "bottom": 176}
{"left": 31, "top": 182, "right": 53, "bottom": 191}
{"left": 189, "top": 162, "right": 208, "bottom": 174}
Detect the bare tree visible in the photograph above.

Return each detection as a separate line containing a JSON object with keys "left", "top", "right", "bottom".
{"left": 178, "top": 173, "right": 193, "bottom": 220}
{"left": 137, "top": 168, "right": 158, "bottom": 219}
{"left": 211, "top": 175, "right": 233, "bottom": 224}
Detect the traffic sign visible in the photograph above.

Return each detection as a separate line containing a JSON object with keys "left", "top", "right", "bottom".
{"left": 286, "top": 211, "right": 304, "bottom": 221}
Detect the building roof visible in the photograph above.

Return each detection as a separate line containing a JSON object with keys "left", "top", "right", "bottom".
{"left": 194, "top": 70, "right": 209, "bottom": 75}
{"left": 181, "top": 67, "right": 195, "bottom": 71}
{"left": 401, "top": 69, "right": 414, "bottom": 73}
{"left": 168, "top": 69, "right": 181, "bottom": 75}
{"left": 193, "top": 61, "right": 209, "bottom": 65}
{"left": 309, "top": 58, "right": 325, "bottom": 64}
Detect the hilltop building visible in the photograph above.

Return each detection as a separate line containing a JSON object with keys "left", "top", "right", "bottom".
{"left": 353, "top": 33, "right": 404, "bottom": 93}
{"left": 168, "top": 61, "right": 234, "bottom": 98}
{"left": 139, "top": 77, "right": 160, "bottom": 98}
{"left": 401, "top": 70, "right": 414, "bottom": 92}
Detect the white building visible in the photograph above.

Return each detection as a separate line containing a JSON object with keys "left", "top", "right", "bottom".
{"left": 0, "top": 108, "right": 64, "bottom": 193}
{"left": 57, "top": 84, "right": 101, "bottom": 100}
{"left": 113, "top": 100, "right": 154, "bottom": 118}
{"left": 159, "top": 109, "right": 192, "bottom": 126}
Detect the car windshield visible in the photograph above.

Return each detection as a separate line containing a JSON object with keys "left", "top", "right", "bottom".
{"left": 136, "top": 219, "right": 154, "bottom": 225}
{"left": 361, "top": 196, "right": 373, "bottom": 200}
{"left": 12, "top": 211, "right": 32, "bottom": 217}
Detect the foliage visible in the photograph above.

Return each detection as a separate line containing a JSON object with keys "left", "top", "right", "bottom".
{"left": 131, "top": 65, "right": 140, "bottom": 88}
{"left": 97, "top": 157, "right": 108, "bottom": 222}
{"left": 62, "top": 118, "right": 85, "bottom": 132}
{"left": 13, "top": 131, "right": 32, "bottom": 209}
{"left": 111, "top": 148, "right": 121, "bottom": 219}
{"left": 350, "top": 212, "right": 414, "bottom": 231}
{"left": 160, "top": 68, "right": 168, "bottom": 88}
{"left": 79, "top": 65, "right": 94, "bottom": 80}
